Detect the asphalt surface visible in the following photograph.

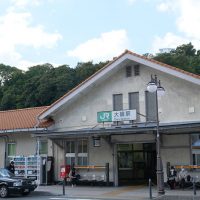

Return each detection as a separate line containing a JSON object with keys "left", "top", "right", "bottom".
{"left": 5, "top": 184, "right": 200, "bottom": 200}
{"left": 36, "top": 184, "right": 200, "bottom": 199}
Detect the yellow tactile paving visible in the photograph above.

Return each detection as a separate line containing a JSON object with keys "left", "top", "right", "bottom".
{"left": 102, "top": 185, "right": 144, "bottom": 197}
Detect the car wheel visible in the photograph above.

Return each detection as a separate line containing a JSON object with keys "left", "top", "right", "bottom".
{"left": 0, "top": 185, "right": 8, "bottom": 198}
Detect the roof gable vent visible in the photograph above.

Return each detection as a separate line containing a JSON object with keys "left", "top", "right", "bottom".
{"left": 134, "top": 64, "right": 140, "bottom": 76}
{"left": 126, "top": 66, "right": 132, "bottom": 77}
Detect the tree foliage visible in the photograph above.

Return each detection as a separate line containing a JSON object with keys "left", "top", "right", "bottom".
{"left": 1, "top": 43, "right": 200, "bottom": 111}
{"left": 0, "top": 61, "right": 108, "bottom": 110}
{"left": 153, "top": 43, "right": 200, "bottom": 74}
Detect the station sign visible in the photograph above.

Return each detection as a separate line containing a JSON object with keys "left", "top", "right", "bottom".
{"left": 97, "top": 110, "right": 136, "bottom": 123}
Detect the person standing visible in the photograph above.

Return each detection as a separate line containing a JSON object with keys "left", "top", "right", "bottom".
{"left": 7, "top": 160, "right": 15, "bottom": 174}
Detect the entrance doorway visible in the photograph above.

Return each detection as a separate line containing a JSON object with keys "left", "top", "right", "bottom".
{"left": 117, "top": 143, "right": 156, "bottom": 185}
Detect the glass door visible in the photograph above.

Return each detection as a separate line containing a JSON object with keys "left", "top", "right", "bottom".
{"left": 117, "top": 143, "right": 156, "bottom": 185}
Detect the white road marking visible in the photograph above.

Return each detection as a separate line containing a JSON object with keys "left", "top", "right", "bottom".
{"left": 50, "top": 198, "right": 95, "bottom": 200}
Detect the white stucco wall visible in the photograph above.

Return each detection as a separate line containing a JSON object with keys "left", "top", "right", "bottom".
{"left": 0, "top": 133, "right": 37, "bottom": 168}
{"left": 53, "top": 62, "right": 200, "bottom": 132}
{"left": 88, "top": 136, "right": 113, "bottom": 181}
{"left": 14, "top": 133, "right": 37, "bottom": 156}
{"left": 161, "top": 134, "right": 191, "bottom": 181}
{"left": 0, "top": 139, "right": 6, "bottom": 167}
{"left": 48, "top": 60, "right": 200, "bottom": 183}
{"left": 53, "top": 142, "right": 65, "bottom": 181}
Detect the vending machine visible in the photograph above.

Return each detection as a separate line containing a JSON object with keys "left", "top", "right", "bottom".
{"left": 12, "top": 155, "right": 54, "bottom": 185}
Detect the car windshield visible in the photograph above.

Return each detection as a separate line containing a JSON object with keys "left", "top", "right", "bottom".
{"left": 0, "top": 168, "right": 15, "bottom": 178}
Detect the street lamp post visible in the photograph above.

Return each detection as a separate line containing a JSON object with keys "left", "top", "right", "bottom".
{"left": 147, "top": 75, "right": 165, "bottom": 195}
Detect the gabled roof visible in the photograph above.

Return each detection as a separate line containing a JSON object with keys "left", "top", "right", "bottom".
{"left": 0, "top": 106, "right": 53, "bottom": 132}
{"left": 39, "top": 49, "right": 200, "bottom": 120}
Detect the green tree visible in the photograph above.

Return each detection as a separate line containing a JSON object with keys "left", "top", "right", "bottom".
{"left": 154, "top": 43, "right": 200, "bottom": 74}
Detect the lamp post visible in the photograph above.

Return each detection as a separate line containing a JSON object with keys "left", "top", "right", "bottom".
{"left": 147, "top": 75, "right": 165, "bottom": 195}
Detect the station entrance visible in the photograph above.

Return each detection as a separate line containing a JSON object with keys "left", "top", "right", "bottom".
{"left": 117, "top": 143, "right": 156, "bottom": 185}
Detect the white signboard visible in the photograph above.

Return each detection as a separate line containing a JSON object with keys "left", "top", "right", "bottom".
{"left": 112, "top": 110, "right": 136, "bottom": 121}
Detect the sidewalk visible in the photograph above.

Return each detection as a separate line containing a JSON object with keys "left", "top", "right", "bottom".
{"left": 35, "top": 184, "right": 200, "bottom": 200}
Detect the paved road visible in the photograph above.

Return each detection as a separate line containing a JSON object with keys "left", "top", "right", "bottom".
{"left": 5, "top": 185, "right": 200, "bottom": 200}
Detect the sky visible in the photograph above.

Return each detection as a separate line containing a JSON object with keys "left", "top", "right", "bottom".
{"left": 0, "top": 0, "right": 200, "bottom": 70}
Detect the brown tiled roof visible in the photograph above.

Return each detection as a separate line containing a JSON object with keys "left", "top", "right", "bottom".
{"left": 39, "top": 50, "right": 200, "bottom": 118}
{"left": 0, "top": 106, "right": 53, "bottom": 131}
{"left": 38, "top": 118, "right": 54, "bottom": 128}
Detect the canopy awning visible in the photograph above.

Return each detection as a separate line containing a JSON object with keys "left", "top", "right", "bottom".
{"left": 32, "top": 121, "right": 200, "bottom": 139}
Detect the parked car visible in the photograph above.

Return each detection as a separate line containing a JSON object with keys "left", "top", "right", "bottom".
{"left": 0, "top": 168, "right": 37, "bottom": 198}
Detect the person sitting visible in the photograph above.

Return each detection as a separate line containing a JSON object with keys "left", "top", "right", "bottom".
{"left": 69, "top": 167, "right": 77, "bottom": 187}
{"left": 178, "top": 167, "right": 187, "bottom": 189}
{"left": 167, "top": 166, "right": 177, "bottom": 189}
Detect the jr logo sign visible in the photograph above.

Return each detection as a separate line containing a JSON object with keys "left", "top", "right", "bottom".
{"left": 97, "top": 111, "right": 112, "bottom": 123}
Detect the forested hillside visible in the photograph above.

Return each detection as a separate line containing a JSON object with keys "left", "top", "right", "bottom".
{"left": 0, "top": 61, "right": 108, "bottom": 110}
{"left": 153, "top": 43, "right": 200, "bottom": 75}
{"left": 0, "top": 43, "right": 200, "bottom": 111}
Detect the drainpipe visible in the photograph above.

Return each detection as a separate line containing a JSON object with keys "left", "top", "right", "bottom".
{"left": 0, "top": 135, "right": 9, "bottom": 167}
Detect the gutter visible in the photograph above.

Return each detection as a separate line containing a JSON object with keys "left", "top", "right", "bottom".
{"left": 0, "top": 127, "right": 47, "bottom": 134}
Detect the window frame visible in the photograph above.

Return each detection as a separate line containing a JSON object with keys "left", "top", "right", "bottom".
{"left": 145, "top": 91, "right": 157, "bottom": 122}
{"left": 113, "top": 93, "right": 123, "bottom": 111}
{"left": 129, "top": 92, "right": 140, "bottom": 122}
{"left": 39, "top": 140, "right": 48, "bottom": 155}
{"left": 7, "top": 143, "right": 16, "bottom": 157}
{"left": 65, "top": 139, "right": 88, "bottom": 166}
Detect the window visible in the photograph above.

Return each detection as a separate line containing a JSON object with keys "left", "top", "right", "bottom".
{"left": 126, "top": 66, "right": 132, "bottom": 77}
{"left": 65, "top": 140, "right": 88, "bottom": 166}
{"left": 65, "top": 141, "right": 75, "bottom": 166}
{"left": 39, "top": 140, "right": 48, "bottom": 155}
{"left": 113, "top": 94, "right": 123, "bottom": 111}
{"left": 7, "top": 143, "right": 16, "bottom": 157}
{"left": 192, "top": 134, "right": 200, "bottom": 165}
{"left": 134, "top": 65, "right": 140, "bottom": 76}
{"left": 145, "top": 91, "right": 157, "bottom": 122}
{"left": 193, "top": 154, "right": 200, "bottom": 165}
{"left": 78, "top": 140, "right": 88, "bottom": 166}
{"left": 129, "top": 92, "right": 139, "bottom": 121}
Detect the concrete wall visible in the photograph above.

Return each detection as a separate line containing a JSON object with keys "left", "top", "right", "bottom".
{"left": 53, "top": 142, "right": 65, "bottom": 181}
{"left": 0, "top": 133, "right": 37, "bottom": 167}
{"left": 15, "top": 133, "right": 37, "bottom": 156}
{"left": 53, "top": 62, "right": 200, "bottom": 132}
{"left": 88, "top": 136, "right": 113, "bottom": 181}
{"left": 161, "top": 134, "right": 191, "bottom": 181}
{"left": 50, "top": 61, "right": 200, "bottom": 183}
{"left": 0, "top": 139, "right": 6, "bottom": 167}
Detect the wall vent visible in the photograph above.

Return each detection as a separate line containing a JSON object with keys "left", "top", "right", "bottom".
{"left": 134, "top": 64, "right": 140, "bottom": 76}
{"left": 126, "top": 66, "right": 132, "bottom": 77}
